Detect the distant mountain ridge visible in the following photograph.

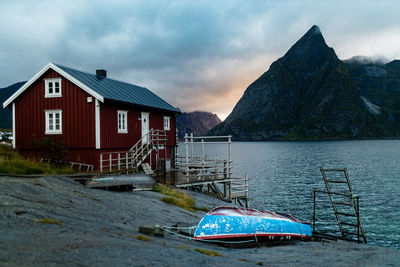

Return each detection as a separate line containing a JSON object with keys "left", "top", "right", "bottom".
{"left": 0, "top": 81, "right": 25, "bottom": 129}
{"left": 343, "top": 55, "right": 390, "bottom": 66}
{"left": 209, "top": 25, "right": 400, "bottom": 140}
{"left": 176, "top": 111, "right": 221, "bottom": 139}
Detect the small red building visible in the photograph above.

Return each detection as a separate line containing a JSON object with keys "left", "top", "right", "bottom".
{"left": 3, "top": 63, "right": 180, "bottom": 170}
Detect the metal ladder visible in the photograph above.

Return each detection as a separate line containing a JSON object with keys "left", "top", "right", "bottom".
{"left": 320, "top": 168, "right": 367, "bottom": 243}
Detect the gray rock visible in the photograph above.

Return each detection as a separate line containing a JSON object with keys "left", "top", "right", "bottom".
{"left": 1, "top": 176, "right": 399, "bottom": 266}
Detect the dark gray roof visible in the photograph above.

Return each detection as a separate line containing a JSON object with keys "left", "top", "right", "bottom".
{"left": 55, "top": 64, "right": 180, "bottom": 113}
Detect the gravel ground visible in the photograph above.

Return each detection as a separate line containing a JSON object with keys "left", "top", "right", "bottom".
{"left": 0, "top": 176, "right": 399, "bottom": 266}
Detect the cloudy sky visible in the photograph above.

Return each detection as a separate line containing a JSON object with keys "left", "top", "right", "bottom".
{"left": 1, "top": 0, "right": 399, "bottom": 120}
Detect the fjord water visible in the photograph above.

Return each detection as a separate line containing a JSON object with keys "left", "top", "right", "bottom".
{"left": 178, "top": 140, "right": 400, "bottom": 249}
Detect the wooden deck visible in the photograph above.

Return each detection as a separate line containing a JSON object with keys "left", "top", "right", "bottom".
{"left": 168, "top": 170, "right": 248, "bottom": 207}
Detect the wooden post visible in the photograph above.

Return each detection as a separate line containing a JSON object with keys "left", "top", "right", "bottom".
{"left": 223, "top": 160, "right": 227, "bottom": 197}
{"left": 100, "top": 153, "right": 103, "bottom": 172}
{"left": 156, "top": 143, "right": 159, "bottom": 174}
{"left": 201, "top": 139, "right": 204, "bottom": 180}
{"left": 201, "top": 139, "right": 205, "bottom": 162}
{"left": 118, "top": 153, "right": 121, "bottom": 170}
{"left": 150, "top": 150, "right": 152, "bottom": 171}
{"left": 229, "top": 180, "right": 232, "bottom": 201}
{"left": 109, "top": 154, "right": 112, "bottom": 172}
{"left": 214, "top": 155, "right": 218, "bottom": 180}
{"left": 190, "top": 133, "right": 194, "bottom": 164}
{"left": 126, "top": 152, "right": 128, "bottom": 170}
{"left": 185, "top": 133, "right": 189, "bottom": 175}
{"left": 228, "top": 135, "right": 232, "bottom": 200}
{"left": 228, "top": 135, "right": 232, "bottom": 178}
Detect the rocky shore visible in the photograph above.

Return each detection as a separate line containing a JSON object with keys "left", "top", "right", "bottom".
{"left": 1, "top": 176, "right": 399, "bottom": 266}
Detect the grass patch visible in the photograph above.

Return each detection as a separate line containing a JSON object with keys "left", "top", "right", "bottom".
{"left": 136, "top": 234, "right": 152, "bottom": 242}
{"left": 35, "top": 217, "right": 63, "bottom": 227}
{"left": 239, "top": 258, "right": 249, "bottom": 262}
{"left": 154, "top": 184, "right": 198, "bottom": 212}
{"left": 161, "top": 196, "right": 195, "bottom": 212}
{"left": 0, "top": 145, "right": 74, "bottom": 175}
{"left": 193, "top": 248, "right": 222, "bottom": 257}
{"left": 153, "top": 184, "right": 185, "bottom": 199}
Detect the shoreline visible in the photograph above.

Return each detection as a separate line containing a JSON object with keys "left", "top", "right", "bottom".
{"left": 1, "top": 175, "right": 399, "bottom": 266}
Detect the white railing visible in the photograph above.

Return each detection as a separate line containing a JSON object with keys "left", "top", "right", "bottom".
{"left": 176, "top": 133, "right": 248, "bottom": 206}
{"left": 178, "top": 134, "right": 232, "bottom": 181}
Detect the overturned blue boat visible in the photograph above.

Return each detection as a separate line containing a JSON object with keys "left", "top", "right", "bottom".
{"left": 193, "top": 206, "right": 312, "bottom": 242}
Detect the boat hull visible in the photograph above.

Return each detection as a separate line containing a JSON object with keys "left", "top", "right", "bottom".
{"left": 193, "top": 206, "right": 312, "bottom": 241}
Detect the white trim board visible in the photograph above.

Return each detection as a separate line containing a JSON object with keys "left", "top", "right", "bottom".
{"left": 3, "top": 62, "right": 104, "bottom": 108}
{"left": 95, "top": 99, "right": 101, "bottom": 149}
{"left": 12, "top": 103, "right": 15, "bottom": 148}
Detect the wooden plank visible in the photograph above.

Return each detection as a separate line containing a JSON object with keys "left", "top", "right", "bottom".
{"left": 336, "top": 212, "right": 356, "bottom": 217}
{"left": 230, "top": 193, "right": 246, "bottom": 199}
{"left": 326, "top": 180, "right": 347, "bottom": 183}
{"left": 321, "top": 169, "right": 346, "bottom": 172}
{"left": 141, "top": 163, "right": 154, "bottom": 175}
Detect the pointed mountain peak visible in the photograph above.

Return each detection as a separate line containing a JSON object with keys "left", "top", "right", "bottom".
{"left": 295, "top": 25, "right": 326, "bottom": 49}
{"left": 280, "top": 25, "right": 334, "bottom": 66}
{"left": 309, "top": 25, "right": 321, "bottom": 35}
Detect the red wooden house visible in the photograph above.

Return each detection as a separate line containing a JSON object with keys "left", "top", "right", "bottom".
{"left": 3, "top": 63, "right": 180, "bottom": 171}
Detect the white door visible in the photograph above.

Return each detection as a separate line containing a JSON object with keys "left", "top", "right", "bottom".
{"left": 141, "top": 112, "right": 149, "bottom": 144}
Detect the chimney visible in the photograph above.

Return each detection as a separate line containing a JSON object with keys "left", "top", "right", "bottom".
{"left": 96, "top": 69, "right": 107, "bottom": 79}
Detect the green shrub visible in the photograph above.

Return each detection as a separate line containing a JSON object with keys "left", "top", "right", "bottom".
{"left": 30, "top": 136, "right": 68, "bottom": 166}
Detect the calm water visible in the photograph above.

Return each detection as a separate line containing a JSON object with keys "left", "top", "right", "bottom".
{"left": 178, "top": 140, "right": 400, "bottom": 249}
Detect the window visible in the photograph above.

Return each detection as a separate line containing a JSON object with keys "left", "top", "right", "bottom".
{"left": 164, "top": 116, "right": 170, "bottom": 130}
{"left": 118, "top": 110, "right": 128, "bottom": 133}
{"left": 45, "top": 78, "right": 62, "bottom": 97}
{"left": 45, "top": 110, "right": 62, "bottom": 134}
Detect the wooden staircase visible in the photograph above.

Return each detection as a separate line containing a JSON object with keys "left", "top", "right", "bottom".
{"left": 100, "top": 129, "right": 167, "bottom": 173}
{"left": 318, "top": 168, "right": 367, "bottom": 243}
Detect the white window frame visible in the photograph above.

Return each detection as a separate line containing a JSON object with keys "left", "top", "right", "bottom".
{"left": 163, "top": 116, "right": 170, "bottom": 131}
{"left": 45, "top": 110, "right": 62, "bottom": 134}
{"left": 118, "top": 110, "right": 128, "bottom": 133}
{"left": 45, "top": 78, "right": 62, "bottom": 98}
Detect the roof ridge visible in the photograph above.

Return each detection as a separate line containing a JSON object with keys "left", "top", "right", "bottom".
{"left": 53, "top": 63, "right": 179, "bottom": 113}
{"left": 53, "top": 63, "right": 148, "bottom": 90}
